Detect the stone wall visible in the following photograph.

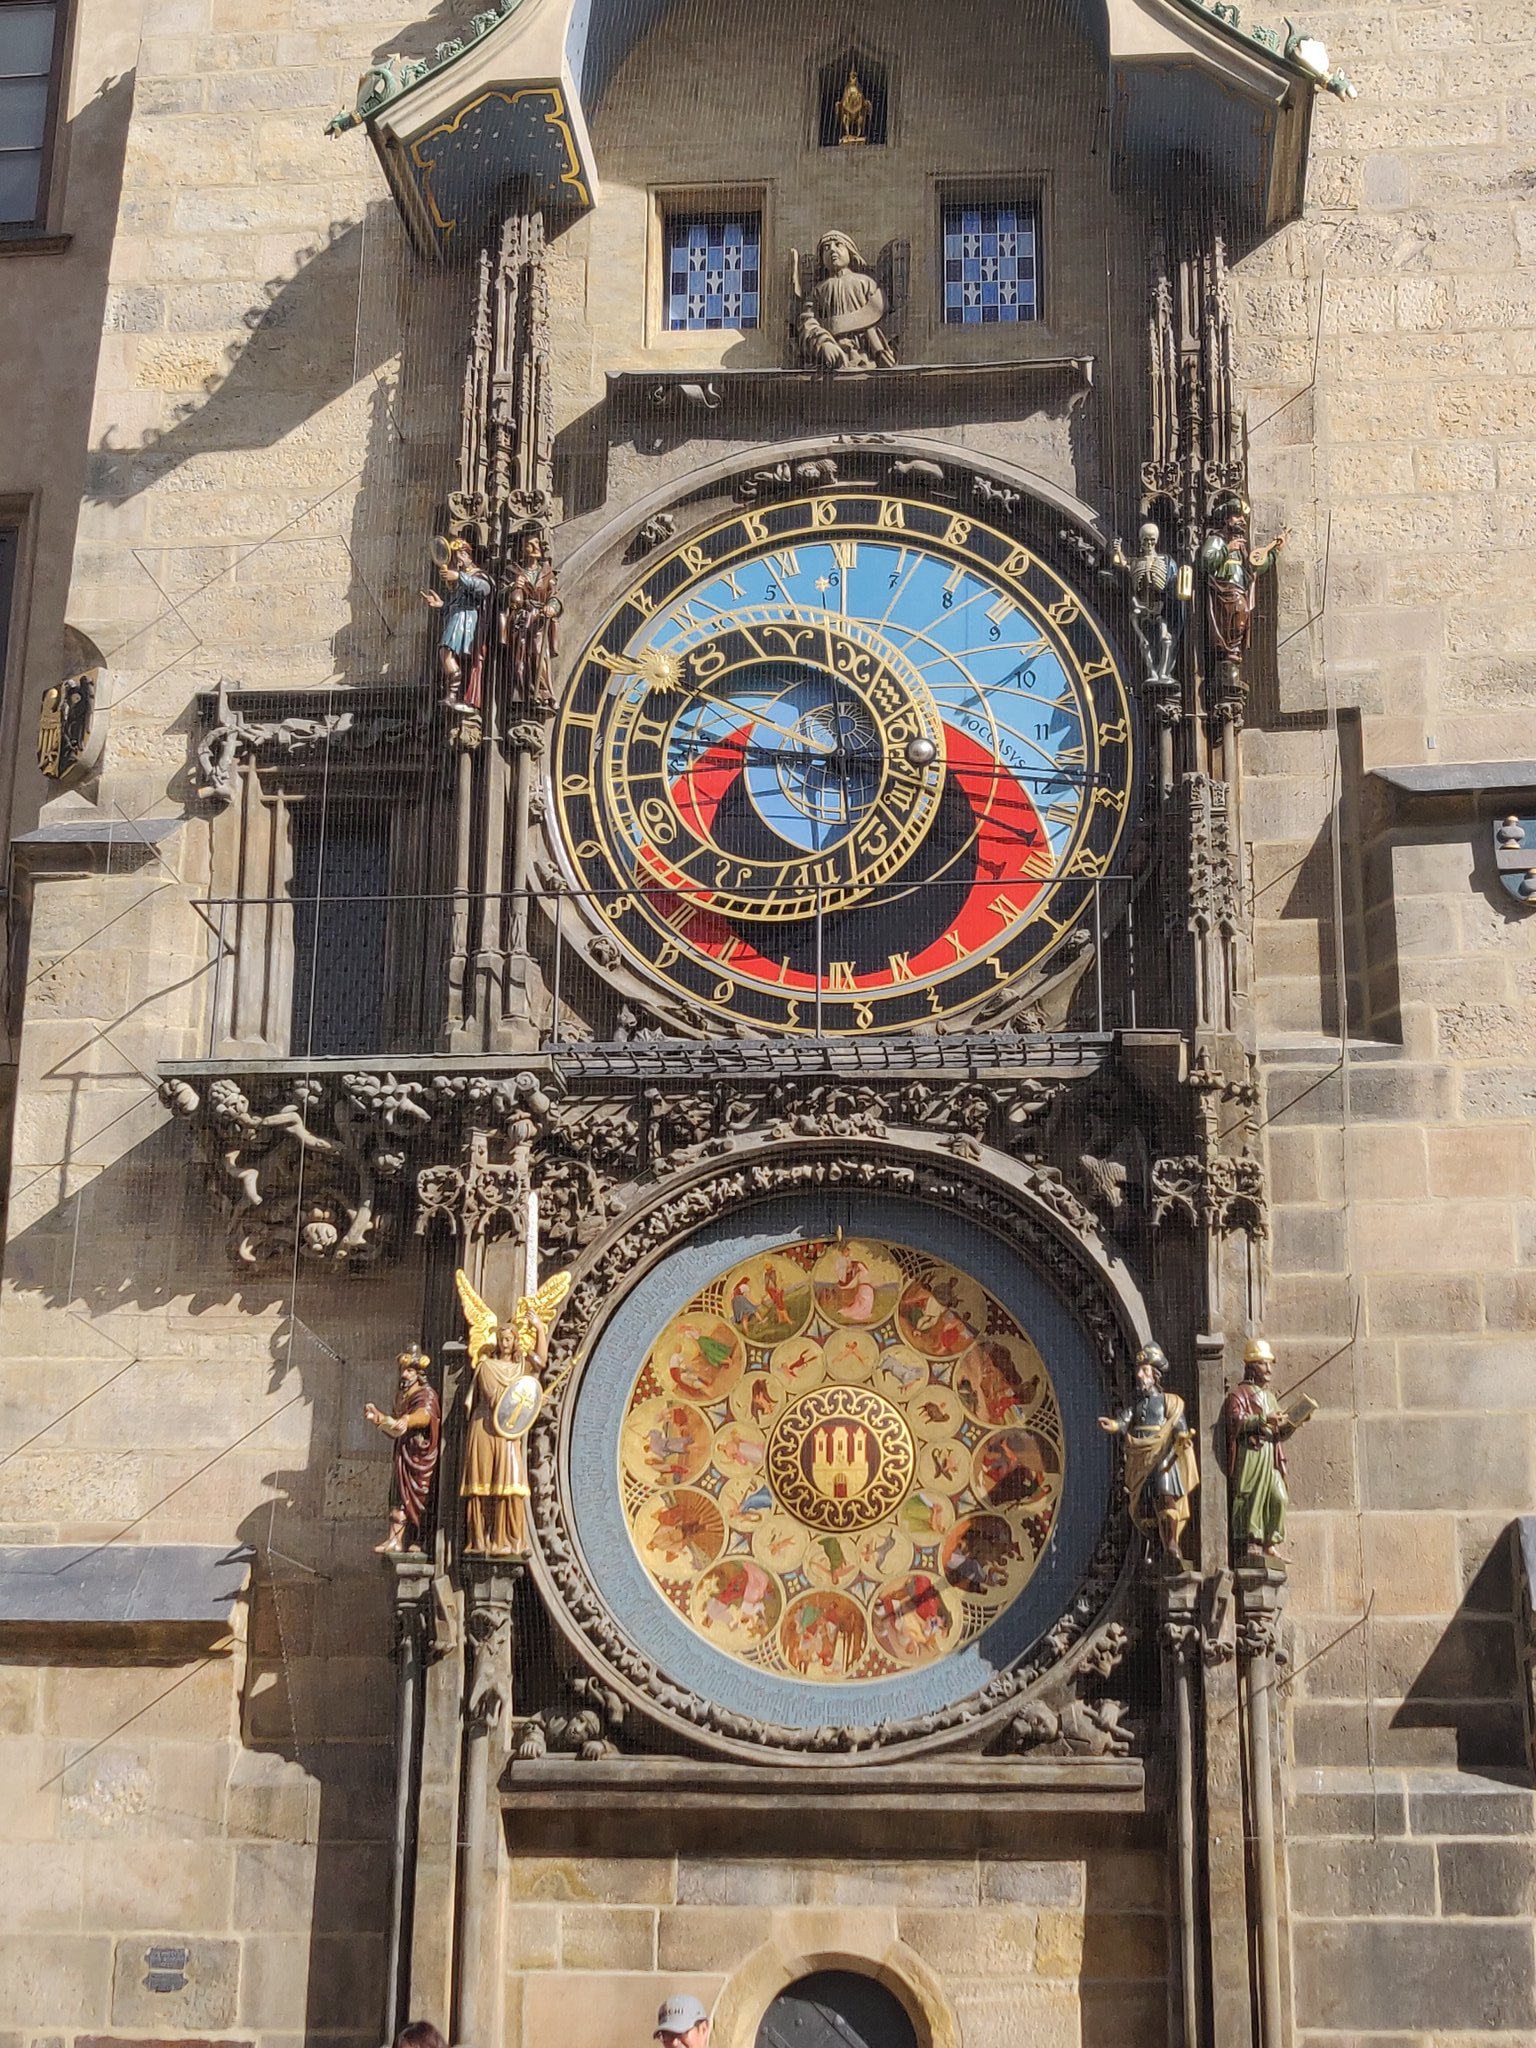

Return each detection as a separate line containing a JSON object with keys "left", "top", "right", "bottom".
{"left": 497, "top": 1852, "right": 1168, "bottom": 2048}
{"left": 1233, "top": 0, "right": 1536, "bottom": 2035}
{"left": 3, "top": 0, "right": 1536, "bottom": 2045}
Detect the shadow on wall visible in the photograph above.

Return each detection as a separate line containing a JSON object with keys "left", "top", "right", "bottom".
{"left": 3, "top": 1111, "right": 423, "bottom": 2046}
{"left": 84, "top": 219, "right": 386, "bottom": 508}
{"left": 1389, "top": 1529, "right": 1528, "bottom": 1773}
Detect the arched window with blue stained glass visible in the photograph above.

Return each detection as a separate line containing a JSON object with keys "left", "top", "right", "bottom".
{"left": 664, "top": 208, "right": 761, "bottom": 332}
{"left": 941, "top": 200, "right": 1039, "bottom": 324}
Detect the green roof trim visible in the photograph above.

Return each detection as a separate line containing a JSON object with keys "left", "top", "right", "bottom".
{"left": 326, "top": 0, "right": 532, "bottom": 135}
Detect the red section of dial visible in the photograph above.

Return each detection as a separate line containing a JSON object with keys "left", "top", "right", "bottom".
{"left": 633, "top": 723, "right": 1048, "bottom": 991}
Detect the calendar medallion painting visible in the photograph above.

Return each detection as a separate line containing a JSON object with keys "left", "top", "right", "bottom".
{"left": 618, "top": 1236, "right": 1066, "bottom": 1683}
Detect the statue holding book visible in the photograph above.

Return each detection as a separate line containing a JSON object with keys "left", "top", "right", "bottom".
{"left": 1221, "top": 1336, "right": 1315, "bottom": 1559}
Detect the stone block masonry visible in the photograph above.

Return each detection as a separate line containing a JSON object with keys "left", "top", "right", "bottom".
{"left": 500, "top": 1854, "right": 1169, "bottom": 2048}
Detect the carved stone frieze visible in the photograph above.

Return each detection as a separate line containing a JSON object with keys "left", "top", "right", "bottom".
{"left": 1151, "top": 1150, "right": 1268, "bottom": 1240}
{"left": 160, "top": 1071, "right": 432, "bottom": 1267}
{"left": 160, "top": 1055, "right": 1148, "bottom": 1273}
{"left": 193, "top": 686, "right": 428, "bottom": 805}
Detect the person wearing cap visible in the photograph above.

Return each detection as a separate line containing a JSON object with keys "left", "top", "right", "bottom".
{"left": 1098, "top": 1342, "right": 1198, "bottom": 1561}
{"left": 655, "top": 1993, "right": 711, "bottom": 2048}
{"left": 1221, "top": 1337, "right": 1296, "bottom": 1558}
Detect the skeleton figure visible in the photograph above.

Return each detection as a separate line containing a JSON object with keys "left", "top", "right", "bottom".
{"left": 1114, "top": 521, "right": 1178, "bottom": 686}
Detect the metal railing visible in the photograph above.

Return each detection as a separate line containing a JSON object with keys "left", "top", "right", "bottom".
{"left": 192, "top": 872, "right": 1155, "bottom": 1061}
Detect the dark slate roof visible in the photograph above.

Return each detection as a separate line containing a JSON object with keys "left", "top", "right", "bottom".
{"left": 0, "top": 1544, "right": 253, "bottom": 1626}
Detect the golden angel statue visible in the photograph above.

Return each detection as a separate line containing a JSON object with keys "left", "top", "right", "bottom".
{"left": 455, "top": 1267, "right": 572, "bottom": 1556}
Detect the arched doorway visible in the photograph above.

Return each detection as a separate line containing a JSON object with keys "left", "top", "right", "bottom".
{"left": 754, "top": 1971, "right": 919, "bottom": 2048}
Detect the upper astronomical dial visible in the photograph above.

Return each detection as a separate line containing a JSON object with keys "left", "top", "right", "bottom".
{"left": 553, "top": 491, "right": 1136, "bottom": 1035}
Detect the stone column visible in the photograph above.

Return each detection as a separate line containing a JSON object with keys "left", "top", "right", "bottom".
{"left": 454, "top": 1560, "right": 520, "bottom": 2046}
{"left": 1236, "top": 1564, "right": 1288, "bottom": 2048}
{"left": 385, "top": 1554, "right": 435, "bottom": 2038}
{"left": 502, "top": 719, "right": 547, "bottom": 1046}
{"left": 1158, "top": 1569, "right": 1204, "bottom": 2048}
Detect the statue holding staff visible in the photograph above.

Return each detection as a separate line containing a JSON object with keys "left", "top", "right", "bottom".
{"left": 1221, "top": 1336, "right": 1313, "bottom": 1559}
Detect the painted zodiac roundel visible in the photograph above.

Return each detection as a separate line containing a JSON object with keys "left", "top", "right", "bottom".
{"left": 617, "top": 1238, "right": 1066, "bottom": 1684}
{"left": 550, "top": 490, "right": 1136, "bottom": 1035}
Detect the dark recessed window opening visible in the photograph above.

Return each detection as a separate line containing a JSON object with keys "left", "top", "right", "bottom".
{"left": 756, "top": 1971, "right": 919, "bottom": 2048}
{"left": 0, "top": 2, "right": 65, "bottom": 229}
{"left": 942, "top": 200, "right": 1039, "bottom": 324}
{"left": 289, "top": 803, "right": 390, "bottom": 1057}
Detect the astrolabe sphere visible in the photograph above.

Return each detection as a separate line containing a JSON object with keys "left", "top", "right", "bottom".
{"left": 618, "top": 1236, "right": 1067, "bottom": 1683}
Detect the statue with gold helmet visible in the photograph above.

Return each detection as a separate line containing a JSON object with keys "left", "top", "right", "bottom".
{"left": 1098, "top": 1341, "right": 1199, "bottom": 1563}
{"left": 455, "top": 1266, "right": 572, "bottom": 1555}
{"left": 1221, "top": 1336, "right": 1315, "bottom": 1558}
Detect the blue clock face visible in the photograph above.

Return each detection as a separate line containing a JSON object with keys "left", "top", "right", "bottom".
{"left": 553, "top": 492, "right": 1137, "bottom": 1034}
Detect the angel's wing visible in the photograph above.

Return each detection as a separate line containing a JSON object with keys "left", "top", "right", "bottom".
{"left": 527, "top": 1269, "right": 573, "bottom": 1323}
{"left": 455, "top": 1268, "right": 499, "bottom": 1365}
{"left": 875, "top": 237, "right": 910, "bottom": 346}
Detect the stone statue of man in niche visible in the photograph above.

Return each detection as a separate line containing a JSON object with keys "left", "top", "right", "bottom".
{"left": 794, "top": 230, "right": 896, "bottom": 372}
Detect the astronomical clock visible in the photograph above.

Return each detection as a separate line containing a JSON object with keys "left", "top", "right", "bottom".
{"left": 549, "top": 486, "right": 1135, "bottom": 1035}
{"left": 515, "top": 453, "right": 1149, "bottom": 1762}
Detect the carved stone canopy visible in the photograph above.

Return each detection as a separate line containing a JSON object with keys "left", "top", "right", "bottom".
{"left": 329, "top": 0, "right": 1351, "bottom": 259}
